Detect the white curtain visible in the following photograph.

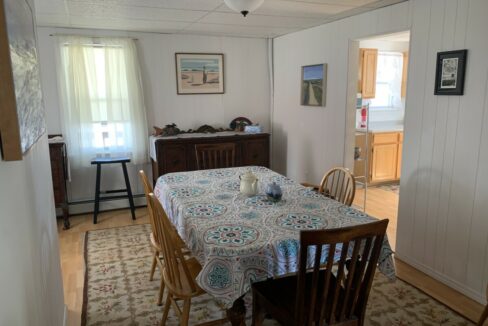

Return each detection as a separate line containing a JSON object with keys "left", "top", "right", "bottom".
{"left": 55, "top": 36, "right": 148, "bottom": 169}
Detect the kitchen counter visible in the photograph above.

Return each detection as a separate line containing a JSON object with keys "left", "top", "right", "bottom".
{"left": 356, "top": 121, "right": 404, "bottom": 133}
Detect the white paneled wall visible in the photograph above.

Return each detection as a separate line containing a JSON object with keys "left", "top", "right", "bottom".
{"left": 397, "top": 0, "right": 488, "bottom": 303}
{"left": 36, "top": 28, "right": 270, "bottom": 209}
{"left": 273, "top": 0, "right": 488, "bottom": 303}
{"left": 0, "top": 135, "right": 65, "bottom": 326}
{"left": 272, "top": 2, "right": 412, "bottom": 184}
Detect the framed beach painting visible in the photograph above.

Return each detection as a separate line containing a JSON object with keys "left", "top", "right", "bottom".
{"left": 175, "top": 53, "right": 224, "bottom": 94}
{"left": 434, "top": 49, "right": 467, "bottom": 95}
{"left": 301, "top": 64, "right": 327, "bottom": 106}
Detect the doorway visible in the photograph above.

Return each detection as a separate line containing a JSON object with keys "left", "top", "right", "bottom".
{"left": 345, "top": 31, "right": 411, "bottom": 251}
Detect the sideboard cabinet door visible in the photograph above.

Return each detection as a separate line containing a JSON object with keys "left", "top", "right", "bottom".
{"left": 242, "top": 137, "right": 270, "bottom": 167}
{"left": 161, "top": 144, "right": 187, "bottom": 173}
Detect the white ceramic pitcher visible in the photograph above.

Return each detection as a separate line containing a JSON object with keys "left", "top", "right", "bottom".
{"left": 239, "top": 171, "right": 258, "bottom": 196}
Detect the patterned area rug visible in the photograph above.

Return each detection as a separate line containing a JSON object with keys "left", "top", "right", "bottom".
{"left": 82, "top": 224, "right": 472, "bottom": 325}
{"left": 378, "top": 184, "right": 400, "bottom": 195}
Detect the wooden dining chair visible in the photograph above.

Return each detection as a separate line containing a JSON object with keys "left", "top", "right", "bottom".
{"left": 148, "top": 194, "right": 228, "bottom": 326}
{"left": 302, "top": 167, "right": 356, "bottom": 206}
{"left": 479, "top": 285, "right": 488, "bottom": 325}
{"left": 195, "top": 143, "right": 236, "bottom": 170}
{"left": 252, "top": 219, "right": 389, "bottom": 326}
{"left": 139, "top": 170, "right": 189, "bottom": 306}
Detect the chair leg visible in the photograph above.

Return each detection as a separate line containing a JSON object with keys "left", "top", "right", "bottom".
{"left": 93, "top": 164, "right": 101, "bottom": 224}
{"left": 157, "top": 276, "right": 165, "bottom": 306}
{"left": 161, "top": 293, "right": 172, "bottom": 326}
{"left": 180, "top": 299, "right": 191, "bottom": 326}
{"left": 121, "top": 162, "right": 136, "bottom": 220}
{"left": 252, "top": 291, "right": 266, "bottom": 326}
{"left": 149, "top": 251, "right": 158, "bottom": 281}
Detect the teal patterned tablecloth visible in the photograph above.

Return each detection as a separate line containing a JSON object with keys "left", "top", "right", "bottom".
{"left": 154, "top": 166, "right": 395, "bottom": 308}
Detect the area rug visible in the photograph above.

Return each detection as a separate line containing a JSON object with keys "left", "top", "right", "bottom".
{"left": 378, "top": 184, "right": 400, "bottom": 195}
{"left": 82, "top": 224, "right": 473, "bottom": 325}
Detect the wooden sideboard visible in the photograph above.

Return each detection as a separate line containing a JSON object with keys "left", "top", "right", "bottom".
{"left": 151, "top": 133, "right": 270, "bottom": 183}
{"left": 49, "top": 141, "right": 70, "bottom": 229}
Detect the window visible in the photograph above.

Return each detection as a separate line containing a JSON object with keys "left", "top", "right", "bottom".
{"left": 369, "top": 52, "right": 404, "bottom": 109}
{"left": 57, "top": 37, "right": 147, "bottom": 168}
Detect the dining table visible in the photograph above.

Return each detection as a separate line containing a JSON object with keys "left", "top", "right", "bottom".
{"left": 154, "top": 166, "right": 395, "bottom": 325}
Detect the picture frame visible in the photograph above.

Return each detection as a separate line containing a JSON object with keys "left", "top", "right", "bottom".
{"left": 301, "top": 64, "right": 327, "bottom": 106}
{"left": 0, "top": 0, "right": 46, "bottom": 161}
{"left": 175, "top": 53, "right": 224, "bottom": 95}
{"left": 434, "top": 49, "right": 467, "bottom": 96}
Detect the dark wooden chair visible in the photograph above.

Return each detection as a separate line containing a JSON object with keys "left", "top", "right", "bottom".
{"left": 252, "top": 219, "right": 389, "bottom": 326}
{"left": 302, "top": 167, "right": 356, "bottom": 206}
{"left": 195, "top": 143, "right": 236, "bottom": 170}
{"left": 479, "top": 285, "right": 488, "bottom": 326}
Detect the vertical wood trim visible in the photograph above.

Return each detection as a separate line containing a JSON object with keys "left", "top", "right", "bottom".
{"left": 401, "top": 52, "right": 408, "bottom": 98}
{"left": 0, "top": 0, "right": 22, "bottom": 161}
{"left": 433, "top": 0, "right": 459, "bottom": 268}
{"left": 465, "top": 71, "right": 488, "bottom": 290}
{"left": 358, "top": 48, "right": 365, "bottom": 93}
{"left": 407, "top": 0, "right": 433, "bottom": 259}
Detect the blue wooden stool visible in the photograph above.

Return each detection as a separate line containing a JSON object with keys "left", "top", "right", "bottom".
{"left": 91, "top": 157, "right": 136, "bottom": 224}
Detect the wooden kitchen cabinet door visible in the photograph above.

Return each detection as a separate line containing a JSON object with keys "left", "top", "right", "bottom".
{"left": 396, "top": 142, "right": 403, "bottom": 179}
{"left": 401, "top": 52, "right": 409, "bottom": 98}
{"left": 371, "top": 143, "right": 398, "bottom": 182}
{"left": 361, "top": 48, "right": 378, "bottom": 99}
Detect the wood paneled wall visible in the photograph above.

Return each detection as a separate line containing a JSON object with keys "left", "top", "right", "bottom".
{"left": 272, "top": 0, "right": 488, "bottom": 303}
{"left": 396, "top": 0, "right": 488, "bottom": 303}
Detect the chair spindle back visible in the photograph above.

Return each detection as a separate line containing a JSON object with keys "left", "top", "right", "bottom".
{"left": 319, "top": 167, "right": 356, "bottom": 206}
{"left": 148, "top": 193, "right": 199, "bottom": 296}
{"left": 195, "top": 143, "right": 236, "bottom": 170}
{"left": 295, "top": 219, "right": 389, "bottom": 326}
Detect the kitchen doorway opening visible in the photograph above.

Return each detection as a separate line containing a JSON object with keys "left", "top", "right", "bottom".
{"left": 344, "top": 30, "right": 411, "bottom": 251}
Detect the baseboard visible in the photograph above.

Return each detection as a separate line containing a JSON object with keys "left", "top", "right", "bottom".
{"left": 63, "top": 304, "right": 68, "bottom": 326}
{"left": 68, "top": 196, "right": 147, "bottom": 215}
{"left": 395, "top": 253, "right": 485, "bottom": 304}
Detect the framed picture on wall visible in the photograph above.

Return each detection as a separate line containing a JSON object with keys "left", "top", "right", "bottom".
{"left": 175, "top": 53, "right": 224, "bottom": 94}
{"left": 0, "top": 0, "right": 46, "bottom": 161}
{"left": 301, "top": 64, "right": 327, "bottom": 106}
{"left": 434, "top": 49, "right": 467, "bottom": 95}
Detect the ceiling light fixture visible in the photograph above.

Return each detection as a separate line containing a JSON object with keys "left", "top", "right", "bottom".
{"left": 224, "top": 0, "right": 264, "bottom": 17}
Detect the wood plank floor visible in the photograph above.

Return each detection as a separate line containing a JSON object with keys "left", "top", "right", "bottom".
{"left": 57, "top": 205, "right": 484, "bottom": 325}
{"left": 353, "top": 186, "right": 398, "bottom": 250}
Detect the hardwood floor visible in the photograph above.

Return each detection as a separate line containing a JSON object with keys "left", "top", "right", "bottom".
{"left": 57, "top": 205, "right": 484, "bottom": 325}
{"left": 353, "top": 186, "right": 398, "bottom": 250}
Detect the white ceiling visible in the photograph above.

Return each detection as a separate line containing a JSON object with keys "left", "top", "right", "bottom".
{"left": 34, "top": 0, "right": 408, "bottom": 38}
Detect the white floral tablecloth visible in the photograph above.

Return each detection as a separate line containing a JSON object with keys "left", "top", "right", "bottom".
{"left": 154, "top": 166, "right": 395, "bottom": 308}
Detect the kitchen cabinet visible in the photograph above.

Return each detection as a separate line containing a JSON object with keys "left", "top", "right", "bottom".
{"left": 370, "top": 132, "right": 403, "bottom": 183}
{"left": 371, "top": 142, "right": 398, "bottom": 182}
{"left": 358, "top": 48, "right": 378, "bottom": 99}
{"left": 354, "top": 131, "right": 403, "bottom": 184}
